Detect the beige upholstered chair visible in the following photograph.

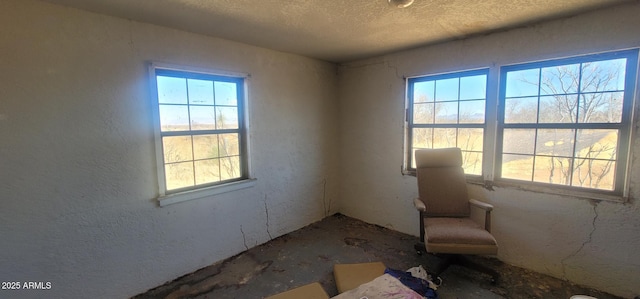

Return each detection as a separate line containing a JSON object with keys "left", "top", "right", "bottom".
{"left": 413, "top": 147, "right": 499, "bottom": 283}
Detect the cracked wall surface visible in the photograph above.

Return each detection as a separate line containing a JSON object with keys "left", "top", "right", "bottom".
{"left": 337, "top": 2, "right": 640, "bottom": 298}
{"left": 2, "top": 0, "right": 640, "bottom": 298}
{"left": 0, "top": 0, "right": 339, "bottom": 298}
{"left": 560, "top": 201, "right": 599, "bottom": 279}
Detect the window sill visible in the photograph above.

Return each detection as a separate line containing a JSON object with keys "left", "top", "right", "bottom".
{"left": 158, "top": 178, "right": 257, "bottom": 207}
{"left": 402, "top": 169, "right": 484, "bottom": 182}
{"left": 468, "top": 179, "right": 627, "bottom": 203}
{"left": 404, "top": 169, "right": 626, "bottom": 203}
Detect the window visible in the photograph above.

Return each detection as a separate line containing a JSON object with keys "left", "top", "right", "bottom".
{"left": 150, "top": 65, "right": 251, "bottom": 201}
{"left": 407, "top": 69, "right": 488, "bottom": 175}
{"left": 498, "top": 50, "right": 638, "bottom": 194}
{"left": 404, "top": 49, "right": 638, "bottom": 199}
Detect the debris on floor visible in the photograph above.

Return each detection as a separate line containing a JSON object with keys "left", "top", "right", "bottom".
{"left": 133, "top": 214, "right": 622, "bottom": 299}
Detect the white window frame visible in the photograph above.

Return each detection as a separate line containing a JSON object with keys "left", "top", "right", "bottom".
{"left": 495, "top": 49, "right": 638, "bottom": 200}
{"left": 404, "top": 68, "right": 489, "bottom": 179}
{"left": 404, "top": 49, "right": 639, "bottom": 202}
{"left": 149, "top": 62, "right": 255, "bottom": 206}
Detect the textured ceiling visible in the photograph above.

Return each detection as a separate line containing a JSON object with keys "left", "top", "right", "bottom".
{"left": 39, "top": 0, "right": 631, "bottom": 63}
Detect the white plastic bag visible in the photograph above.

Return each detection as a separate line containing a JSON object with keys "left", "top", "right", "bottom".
{"left": 406, "top": 265, "right": 440, "bottom": 290}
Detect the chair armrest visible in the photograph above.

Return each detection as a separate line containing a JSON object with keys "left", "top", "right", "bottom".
{"left": 469, "top": 199, "right": 493, "bottom": 211}
{"left": 469, "top": 199, "right": 493, "bottom": 232}
{"left": 413, "top": 198, "right": 426, "bottom": 212}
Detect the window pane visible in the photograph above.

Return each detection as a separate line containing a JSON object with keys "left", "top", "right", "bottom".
{"left": 435, "top": 78, "right": 459, "bottom": 101}
{"left": 496, "top": 50, "right": 636, "bottom": 193}
{"left": 412, "top": 128, "right": 433, "bottom": 149}
{"left": 163, "top": 136, "right": 193, "bottom": 163}
{"left": 188, "top": 79, "right": 214, "bottom": 105}
{"left": 580, "top": 59, "right": 626, "bottom": 93}
{"left": 501, "top": 154, "right": 533, "bottom": 181}
{"left": 413, "top": 81, "right": 434, "bottom": 103}
{"left": 165, "top": 162, "right": 194, "bottom": 190}
{"left": 157, "top": 76, "right": 187, "bottom": 104}
{"left": 408, "top": 71, "right": 488, "bottom": 173}
{"left": 193, "top": 134, "right": 219, "bottom": 160}
{"left": 215, "top": 81, "right": 238, "bottom": 106}
{"left": 540, "top": 64, "right": 580, "bottom": 95}
{"left": 154, "top": 69, "right": 246, "bottom": 194}
{"left": 572, "top": 159, "right": 615, "bottom": 190}
{"left": 433, "top": 128, "right": 457, "bottom": 148}
{"left": 460, "top": 75, "right": 486, "bottom": 100}
{"left": 413, "top": 103, "right": 434, "bottom": 124}
{"left": 536, "top": 129, "right": 575, "bottom": 157}
{"left": 190, "top": 106, "right": 216, "bottom": 130}
{"left": 220, "top": 156, "right": 241, "bottom": 180}
{"left": 539, "top": 95, "right": 577, "bottom": 123}
{"left": 462, "top": 151, "right": 482, "bottom": 175}
{"left": 458, "top": 128, "right": 483, "bottom": 152}
{"left": 159, "top": 105, "right": 190, "bottom": 131}
{"left": 505, "top": 69, "right": 539, "bottom": 97}
{"left": 503, "top": 129, "right": 535, "bottom": 155}
{"left": 459, "top": 100, "right": 485, "bottom": 123}
{"left": 575, "top": 130, "right": 617, "bottom": 160}
{"left": 504, "top": 97, "right": 538, "bottom": 123}
{"left": 533, "top": 156, "right": 571, "bottom": 185}
{"left": 219, "top": 133, "right": 240, "bottom": 157}
{"left": 578, "top": 92, "right": 623, "bottom": 123}
{"left": 435, "top": 102, "right": 458, "bottom": 124}
{"left": 195, "top": 159, "right": 220, "bottom": 185}
{"left": 216, "top": 107, "right": 239, "bottom": 129}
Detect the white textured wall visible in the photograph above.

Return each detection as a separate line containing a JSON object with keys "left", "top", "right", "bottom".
{"left": 0, "top": 0, "right": 338, "bottom": 298}
{"left": 338, "top": 2, "right": 640, "bottom": 298}
{"left": 3, "top": 0, "right": 640, "bottom": 298}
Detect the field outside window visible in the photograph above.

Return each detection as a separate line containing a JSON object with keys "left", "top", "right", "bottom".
{"left": 152, "top": 67, "right": 248, "bottom": 195}
{"left": 498, "top": 50, "right": 637, "bottom": 194}
{"left": 405, "top": 49, "right": 638, "bottom": 198}
{"left": 408, "top": 69, "right": 488, "bottom": 175}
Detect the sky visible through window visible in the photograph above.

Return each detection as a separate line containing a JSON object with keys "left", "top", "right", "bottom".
{"left": 407, "top": 50, "right": 635, "bottom": 195}
{"left": 505, "top": 59, "right": 625, "bottom": 98}
{"left": 154, "top": 72, "right": 244, "bottom": 192}
{"left": 157, "top": 76, "right": 238, "bottom": 131}
{"left": 410, "top": 71, "right": 488, "bottom": 175}
{"left": 500, "top": 56, "right": 629, "bottom": 191}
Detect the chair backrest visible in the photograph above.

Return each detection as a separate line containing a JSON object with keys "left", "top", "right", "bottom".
{"left": 415, "top": 148, "right": 470, "bottom": 217}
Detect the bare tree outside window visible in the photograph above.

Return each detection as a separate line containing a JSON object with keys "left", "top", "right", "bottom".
{"left": 405, "top": 50, "right": 636, "bottom": 197}
{"left": 500, "top": 52, "right": 633, "bottom": 192}
{"left": 153, "top": 68, "right": 246, "bottom": 193}
{"left": 408, "top": 70, "right": 488, "bottom": 175}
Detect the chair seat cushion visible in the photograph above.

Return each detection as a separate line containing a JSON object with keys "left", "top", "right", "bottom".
{"left": 424, "top": 217, "right": 497, "bottom": 255}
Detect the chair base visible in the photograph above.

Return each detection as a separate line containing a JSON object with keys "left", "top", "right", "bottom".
{"left": 415, "top": 242, "right": 499, "bottom": 285}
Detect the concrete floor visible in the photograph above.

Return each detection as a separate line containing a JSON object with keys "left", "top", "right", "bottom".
{"left": 133, "top": 214, "right": 622, "bottom": 299}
